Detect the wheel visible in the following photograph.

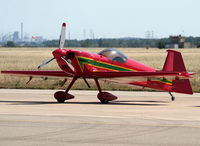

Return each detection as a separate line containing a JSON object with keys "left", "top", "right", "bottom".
{"left": 100, "top": 100, "right": 109, "bottom": 104}
{"left": 97, "top": 92, "right": 117, "bottom": 104}
{"left": 171, "top": 96, "right": 175, "bottom": 101}
{"left": 54, "top": 91, "right": 66, "bottom": 103}
{"left": 57, "top": 98, "right": 65, "bottom": 103}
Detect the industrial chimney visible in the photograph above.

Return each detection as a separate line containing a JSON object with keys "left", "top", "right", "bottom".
{"left": 21, "top": 22, "right": 23, "bottom": 42}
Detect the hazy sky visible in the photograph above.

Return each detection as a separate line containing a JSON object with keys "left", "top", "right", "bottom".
{"left": 1, "top": 0, "right": 200, "bottom": 39}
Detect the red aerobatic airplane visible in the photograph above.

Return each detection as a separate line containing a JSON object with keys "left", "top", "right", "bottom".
{"left": 1, "top": 23, "right": 195, "bottom": 103}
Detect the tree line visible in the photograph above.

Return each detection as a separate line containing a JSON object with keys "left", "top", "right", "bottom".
{"left": 2, "top": 37, "right": 200, "bottom": 48}
{"left": 42, "top": 38, "right": 158, "bottom": 48}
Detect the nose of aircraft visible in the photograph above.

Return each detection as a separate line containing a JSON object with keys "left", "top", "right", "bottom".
{"left": 52, "top": 49, "right": 66, "bottom": 58}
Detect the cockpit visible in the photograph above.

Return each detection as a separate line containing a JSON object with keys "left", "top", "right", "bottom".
{"left": 98, "top": 48, "right": 128, "bottom": 63}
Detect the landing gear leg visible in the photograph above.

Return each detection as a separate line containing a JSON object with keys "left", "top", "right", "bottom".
{"left": 54, "top": 77, "right": 77, "bottom": 103}
{"left": 169, "top": 92, "right": 175, "bottom": 101}
{"left": 65, "top": 77, "right": 77, "bottom": 93}
{"left": 94, "top": 78, "right": 117, "bottom": 104}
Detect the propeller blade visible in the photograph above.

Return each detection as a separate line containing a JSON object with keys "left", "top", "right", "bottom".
{"left": 37, "top": 23, "right": 66, "bottom": 70}
{"left": 37, "top": 57, "right": 55, "bottom": 69}
{"left": 59, "top": 23, "right": 66, "bottom": 49}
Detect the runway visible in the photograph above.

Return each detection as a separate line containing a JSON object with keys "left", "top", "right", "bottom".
{"left": 0, "top": 89, "right": 200, "bottom": 146}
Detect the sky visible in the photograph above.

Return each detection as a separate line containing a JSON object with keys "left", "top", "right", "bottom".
{"left": 1, "top": 0, "right": 200, "bottom": 40}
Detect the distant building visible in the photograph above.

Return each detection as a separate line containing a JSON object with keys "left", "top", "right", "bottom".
{"left": 13, "top": 31, "right": 19, "bottom": 42}
{"left": 2, "top": 34, "right": 12, "bottom": 43}
{"left": 24, "top": 34, "right": 31, "bottom": 42}
{"left": 165, "top": 35, "right": 191, "bottom": 49}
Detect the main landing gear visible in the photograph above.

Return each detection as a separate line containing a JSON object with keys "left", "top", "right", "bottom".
{"left": 169, "top": 92, "right": 175, "bottom": 101}
{"left": 54, "top": 77, "right": 77, "bottom": 103}
{"left": 54, "top": 77, "right": 118, "bottom": 103}
{"left": 94, "top": 78, "right": 117, "bottom": 104}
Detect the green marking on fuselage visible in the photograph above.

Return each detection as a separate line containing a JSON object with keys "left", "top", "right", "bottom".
{"left": 77, "top": 56, "right": 173, "bottom": 85}
{"left": 159, "top": 78, "right": 172, "bottom": 84}
{"left": 177, "top": 79, "right": 185, "bottom": 83}
{"left": 77, "top": 56, "right": 132, "bottom": 71}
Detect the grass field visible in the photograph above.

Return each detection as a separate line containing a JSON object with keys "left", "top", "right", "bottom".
{"left": 0, "top": 47, "right": 199, "bottom": 92}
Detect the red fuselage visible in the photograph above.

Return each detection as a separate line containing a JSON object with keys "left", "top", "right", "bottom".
{"left": 53, "top": 49, "right": 156, "bottom": 78}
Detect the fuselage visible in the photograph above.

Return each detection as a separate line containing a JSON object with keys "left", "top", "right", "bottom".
{"left": 52, "top": 48, "right": 156, "bottom": 78}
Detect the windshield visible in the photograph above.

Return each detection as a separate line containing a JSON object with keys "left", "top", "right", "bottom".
{"left": 98, "top": 48, "right": 128, "bottom": 63}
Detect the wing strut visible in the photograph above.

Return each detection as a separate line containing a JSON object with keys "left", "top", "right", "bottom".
{"left": 26, "top": 76, "right": 33, "bottom": 85}
{"left": 83, "top": 77, "right": 91, "bottom": 88}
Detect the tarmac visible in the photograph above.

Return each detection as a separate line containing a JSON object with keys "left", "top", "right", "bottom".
{"left": 0, "top": 89, "right": 200, "bottom": 146}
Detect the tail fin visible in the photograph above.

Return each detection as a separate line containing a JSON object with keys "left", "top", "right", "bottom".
{"left": 162, "top": 50, "right": 186, "bottom": 72}
{"left": 162, "top": 50, "right": 193, "bottom": 94}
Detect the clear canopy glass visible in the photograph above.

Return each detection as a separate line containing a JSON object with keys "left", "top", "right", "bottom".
{"left": 98, "top": 48, "right": 128, "bottom": 63}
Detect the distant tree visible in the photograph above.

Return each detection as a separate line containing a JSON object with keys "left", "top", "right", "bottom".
{"left": 81, "top": 39, "right": 92, "bottom": 47}
{"left": 5, "top": 41, "right": 15, "bottom": 47}
{"left": 196, "top": 42, "right": 200, "bottom": 48}
{"left": 31, "top": 36, "right": 200, "bottom": 48}
{"left": 98, "top": 39, "right": 103, "bottom": 47}
{"left": 157, "top": 40, "right": 165, "bottom": 49}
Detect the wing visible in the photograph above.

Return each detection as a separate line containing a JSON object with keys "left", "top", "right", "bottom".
{"left": 90, "top": 71, "right": 178, "bottom": 84}
{"left": 89, "top": 71, "right": 188, "bottom": 79}
{"left": 89, "top": 71, "right": 193, "bottom": 93}
{"left": 1, "top": 70, "right": 72, "bottom": 78}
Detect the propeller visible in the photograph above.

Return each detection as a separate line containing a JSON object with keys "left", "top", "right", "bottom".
{"left": 38, "top": 57, "right": 55, "bottom": 69}
{"left": 37, "top": 22, "right": 91, "bottom": 88}
{"left": 37, "top": 23, "right": 66, "bottom": 69}
{"left": 59, "top": 23, "right": 66, "bottom": 49}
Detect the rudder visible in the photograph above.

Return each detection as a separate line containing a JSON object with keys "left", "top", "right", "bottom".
{"left": 162, "top": 50, "right": 186, "bottom": 72}
{"left": 162, "top": 50, "right": 193, "bottom": 94}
